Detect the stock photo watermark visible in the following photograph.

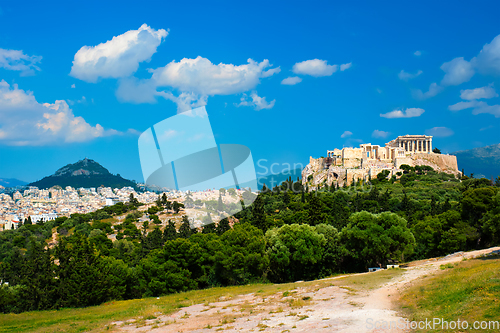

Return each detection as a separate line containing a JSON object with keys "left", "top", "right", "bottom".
{"left": 366, "top": 317, "right": 500, "bottom": 331}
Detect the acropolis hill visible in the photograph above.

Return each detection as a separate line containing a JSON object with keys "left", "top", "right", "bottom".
{"left": 302, "top": 134, "right": 460, "bottom": 188}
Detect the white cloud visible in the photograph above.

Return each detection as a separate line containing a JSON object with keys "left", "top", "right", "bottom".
{"left": 292, "top": 59, "right": 338, "bottom": 77}
{"left": 151, "top": 57, "right": 277, "bottom": 96}
{"left": 235, "top": 91, "right": 275, "bottom": 111}
{"left": 67, "top": 96, "right": 87, "bottom": 106}
{"left": 0, "top": 80, "right": 119, "bottom": 146}
{"left": 398, "top": 69, "right": 422, "bottom": 81}
{"left": 413, "top": 82, "right": 444, "bottom": 100}
{"left": 425, "top": 126, "right": 454, "bottom": 137}
{"left": 440, "top": 57, "right": 475, "bottom": 86}
{"left": 281, "top": 76, "right": 302, "bottom": 85}
{"left": 261, "top": 66, "right": 281, "bottom": 78}
{"left": 70, "top": 24, "right": 168, "bottom": 83}
{"left": 471, "top": 102, "right": 500, "bottom": 118}
{"left": 414, "top": 50, "right": 422, "bottom": 56}
{"left": 340, "top": 130, "right": 352, "bottom": 138}
{"left": 71, "top": 84, "right": 76, "bottom": 88}
{"left": 380, "top": 107, "right": 425, "bottom": 119}
{"left": 448, "top": 100, "right": 500, "bottom": 117}
{"left": 73, "top": 25, "right": 280, "bottom": 112}
{"left": 412, "top": 34, "right": 500, "bottom": 100}
{"left": 459, "top": 84, "right": 498, "bottom": 100}
{"left": 119, "top": 57, "right": 279, "bottom": 112}
{"left": 0, "top": 48, "right": 42, "bottom": 76}
{"left": 372, "top": 130, "right": 390, "bottom": 138}
{"left": 157, "top": 91, "right": 208, "bottom": 113}
{"left": 448, "top": 100, "right": 480, "bottom": 111}
{"left": 340, "top": 62, "right": 352, "bottom": 71}
{"left": 473, "top": 34, "right": 500, "bottom": 76}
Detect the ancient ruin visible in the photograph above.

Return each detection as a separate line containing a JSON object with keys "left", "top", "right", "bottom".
{"left": 303, "top": 135, "right": 460, "bottom": 188}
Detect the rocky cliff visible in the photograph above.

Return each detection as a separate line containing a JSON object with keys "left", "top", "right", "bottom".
{"left": 302, "top": 153, "right": 460, "bottom": 189}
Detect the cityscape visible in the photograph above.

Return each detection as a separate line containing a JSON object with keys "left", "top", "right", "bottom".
{"left": 1, "top": 1, "right": 500, "bottom": 332}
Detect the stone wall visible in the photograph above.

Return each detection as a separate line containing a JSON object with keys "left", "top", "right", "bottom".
{"left": 302, "top": 151, "right": 460, "bottom": 189}
{"left": 342, "top": 148, "right": 363, "bottom": 159}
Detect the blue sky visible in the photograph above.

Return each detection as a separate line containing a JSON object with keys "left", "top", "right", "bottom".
{"left": 1, "top": 0, "right": 500, "bottom": 183}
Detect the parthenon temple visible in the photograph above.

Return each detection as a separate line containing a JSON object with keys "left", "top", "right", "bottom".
{"left": 325, "top": 135, "right": 434, "bottom": 169}
{"left": 386, "top": 135, "right": 433, "bottom": 153}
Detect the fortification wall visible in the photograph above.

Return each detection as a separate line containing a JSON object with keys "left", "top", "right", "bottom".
{"left": 412, "top": 153, "right": 460, "bottom": 175}
{"left": 342, "top": 148, "right": 363, "bottom": 159}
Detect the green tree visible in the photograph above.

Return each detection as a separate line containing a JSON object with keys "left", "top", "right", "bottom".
{"left": 129, "top": 193, "right": 139, "bottom": 206}
{"left": 266, "top": 224, "right": 326, "bottom": 282}
{"left": 146, "top": 227, "right": 164, "bottom": 251}
{"left": 178, "top": 216, "right": 192, "bottom": 239}
{"left": 163, "top": 219, "right": 177, "bottom": 242}
{"left": 172, "top": 201, "right": 183, "bottom": 214}
{"left": 18, "top": 240, "right": 56, "bottom": 311}
{"left": 202, "top": 223, "right": 217, "bottom": 234}
{"left": 251, "top": 195, "right": 268, "bottom": 231}
{"left": 307, "top": 193, "right": 326, "bottom": 225}
{"left": 56, "top": 235, "right": 111, "bottom": 308}
{"left": 216, "top": 218, "right": 231, "bottom": 236}
{"left": 481, "top": 192, "right": 500, "bottom": 246}
{"left": 214, "top": 223, "right": 268, "bottom": 285}
{"left": 340, "top": 211, "right": 415, "bottom": 269}
{"left": 217, "top": 194, "right": 224, "bottom": 212}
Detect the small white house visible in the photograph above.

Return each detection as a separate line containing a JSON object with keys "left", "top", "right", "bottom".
{"left": 105, "top": 197, "right": 120, "bottom": 206}
{"left": 368, "top": 267, "right": 383, "bottom": 272}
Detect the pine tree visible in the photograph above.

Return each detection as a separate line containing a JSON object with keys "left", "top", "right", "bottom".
{"left": 216, "top": 217, "right": 231, "bottom": 235}
{"left": 251, "top": 195, "right": 268, "bottom": 231}
{"left": 217, "top": 194, "right": 224, "bottom": 212}
{"left": 307, "top": 193, "right": 324, "bottom": 225}
{"left": 178, "top": 216, "right": 192, "bottom": 238}
{"left": 430, "top": 196, "right": 437, "bottom": 215}
{"left": 146, "top": 227, "right": 163, "bottom": 250}
{"left": 173, "top": 201, "right": 181, "bottom": 214}
{"left": 202, "top": 222, "right": 217, "bottom": 234}
{"left": 283, "top": 190, "right": 290, "bottom": 206}
{"left": 19, "top": 240, "right": 56, "bottom": 311}
{"left": 163, "top": 219, "right": 177, "bottom": 242}
{"left": 24, "top": 216, "right": 33, "bottom": 225}
{"left": 441, "top": 198, "right": 452, "bottom": 213}
{"left": 56, "top": 235, "right": 111, "bottom": 308}
{"left": 129, "top": 193, "right": 139, "bottom": 206}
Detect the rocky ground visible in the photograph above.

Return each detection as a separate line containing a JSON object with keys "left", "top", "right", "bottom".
{"left": 107, "top": 247, "right": 500, "bottom": 332}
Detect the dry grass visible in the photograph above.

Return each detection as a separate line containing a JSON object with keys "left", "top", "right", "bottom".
{"left": 399, "top": 255, "right": 500, "bottom": 333}
{"left": 0, "top": 268, "right": 404, "bottom": 332}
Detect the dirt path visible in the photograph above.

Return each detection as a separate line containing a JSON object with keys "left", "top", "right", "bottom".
{"left": 110, "top": 247, "right": 500, "bottom": 332}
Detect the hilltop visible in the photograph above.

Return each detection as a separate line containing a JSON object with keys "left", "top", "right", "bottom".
{"left": 453, "top": 143, "right": 500, "bottom": 178}
{"left": 28, "top": 158, "right": 137, "bottom": 189}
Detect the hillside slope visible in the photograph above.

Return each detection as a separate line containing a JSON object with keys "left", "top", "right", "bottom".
{"left": 29, "top": 158, "right": 137, "bottom": 189}
{"left": 453, "top": 143, "right": 500, "bottom": 178}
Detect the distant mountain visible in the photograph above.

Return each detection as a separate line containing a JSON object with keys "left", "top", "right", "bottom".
{"left": 453, "top": 143, "right": 500, "bottom": 179}
{"left": 0, "top": 178, "right": 27, "bottom": 188}
{"left": 29, "top": 158, "right": 137, "bottom": 189}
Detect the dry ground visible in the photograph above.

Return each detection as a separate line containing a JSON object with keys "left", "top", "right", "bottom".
{"left": 107, "top": 247, "right": 500, "bottom": 333}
